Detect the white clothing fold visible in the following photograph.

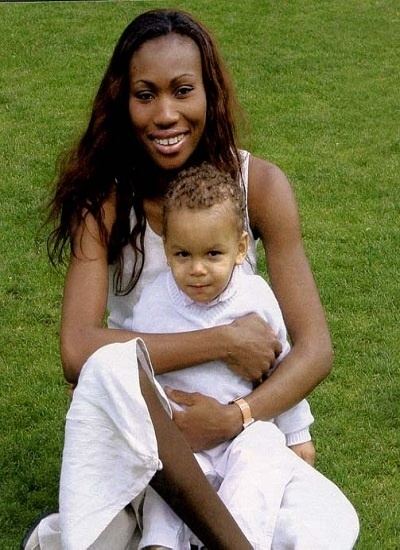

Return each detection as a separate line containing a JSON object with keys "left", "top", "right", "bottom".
{"left": 59, "top": 339, "right": 169, "bottom": 550}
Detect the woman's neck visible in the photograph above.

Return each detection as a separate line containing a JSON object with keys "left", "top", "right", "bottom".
{"left": 142, "top": 196, "right": 164, "bottom": 236}
{"left": 137, "top": 148, "right": 205, "bottom": 200}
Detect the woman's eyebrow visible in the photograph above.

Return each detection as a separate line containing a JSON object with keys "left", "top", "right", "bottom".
{"left": 131, "top": 73, "right": 197, "bottom": 87}
{"left": 130, "top": 78, "right": 154, "bottom": 87}
{"left": 171, "top": 73, "right": 197, "bottom": 81}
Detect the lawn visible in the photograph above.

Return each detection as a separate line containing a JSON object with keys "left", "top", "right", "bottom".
{"left": 0, "top": 0, "right": 399, "bottom": 548}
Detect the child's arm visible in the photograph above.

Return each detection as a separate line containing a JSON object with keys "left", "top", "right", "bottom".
{"left": 272, "top": 329, "right": 316, "bottom": 465}
{"left": 273, "top": 398, "right": 314, "bottom": 447}
{"left": 274, "top": 398, "right": 315, "bottom": 465}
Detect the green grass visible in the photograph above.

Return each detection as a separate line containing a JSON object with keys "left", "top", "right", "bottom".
{"left": 0, "top": 0, "right": 399, "bottom": 547}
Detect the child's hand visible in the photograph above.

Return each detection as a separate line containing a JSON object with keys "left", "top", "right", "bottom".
{"left": 289, "top": 441, "right": 316, "bottom": 466}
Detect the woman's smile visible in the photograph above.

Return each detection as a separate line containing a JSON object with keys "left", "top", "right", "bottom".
{"left": 151, "top": 131, "right": 188, "bottom": 155}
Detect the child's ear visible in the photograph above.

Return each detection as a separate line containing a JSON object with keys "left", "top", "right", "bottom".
{"left": 235, "top": 231, "right": 249, "bottom": 265}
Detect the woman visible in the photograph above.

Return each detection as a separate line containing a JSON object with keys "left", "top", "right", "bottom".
{"left": 23, "top": 8, "right": 359, "bottom": 550}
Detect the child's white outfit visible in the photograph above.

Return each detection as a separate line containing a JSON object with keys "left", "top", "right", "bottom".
{"left": 124, "top": 267, "right": 313, "bottom": 549}
{"left": 125, "top": 268, "right": 313, "bottom": 444}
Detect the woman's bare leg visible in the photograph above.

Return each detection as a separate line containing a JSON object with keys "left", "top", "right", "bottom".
{"left": 138, "top": 367, "right": 251, "bottom": 550}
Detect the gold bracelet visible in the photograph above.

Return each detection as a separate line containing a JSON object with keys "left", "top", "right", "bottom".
{"left": 231, "top": 397, "right": 255, "bottom": 430}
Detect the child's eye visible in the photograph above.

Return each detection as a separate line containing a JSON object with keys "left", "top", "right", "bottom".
{"left": 208, "top": 250, "right": 222, "bottom": 257}
{"left": 176, "top": 251, "right": 190, "bottom": 258}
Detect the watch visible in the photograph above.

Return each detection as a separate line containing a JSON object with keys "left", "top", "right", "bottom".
{"left": 231, "top": 397, "right": 255, "bottom": 430}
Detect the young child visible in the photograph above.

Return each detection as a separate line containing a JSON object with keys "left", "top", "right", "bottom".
{"left": 123, "top": 163, "right": 315, "bottom": 550}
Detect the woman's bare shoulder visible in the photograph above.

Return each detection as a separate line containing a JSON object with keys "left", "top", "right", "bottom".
{"left": 248, "top": 155, "right": 292, "bottom": 193}
{"left": 247, "top": 154, "right": 299, "bottom": 240}
{"left": 72, "top": 190, "right": 117, "bottom": 258}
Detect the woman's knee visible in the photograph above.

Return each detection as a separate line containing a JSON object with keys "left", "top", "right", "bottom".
{"left": 279, "top": 463, "right": 360, "bottom": 549}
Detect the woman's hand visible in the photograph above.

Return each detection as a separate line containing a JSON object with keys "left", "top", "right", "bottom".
{"left": 165, "top": 388, "right": 242, "bottom": 452}
{"left": 225, "top": 313, "right": 282, "bottom": 382}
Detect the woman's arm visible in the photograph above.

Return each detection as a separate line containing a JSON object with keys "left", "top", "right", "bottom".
{"left": 244, "top": 155, "right": 333, "bottom": 419}
{"left": 61, "top": 198, "right": 281, "bottom": 384}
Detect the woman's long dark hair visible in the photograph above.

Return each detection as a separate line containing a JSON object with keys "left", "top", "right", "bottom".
{"left": 47, "top": 8, "right": 242, "bottom": 294}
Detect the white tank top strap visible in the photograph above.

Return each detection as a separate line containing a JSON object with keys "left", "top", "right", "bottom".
{"left": 239, "top": 150, "right": 258, "bottom": 274}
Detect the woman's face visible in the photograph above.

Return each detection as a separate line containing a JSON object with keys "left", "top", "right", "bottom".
{"left": 129, "top": 33, "right": 207, "bottom": 171}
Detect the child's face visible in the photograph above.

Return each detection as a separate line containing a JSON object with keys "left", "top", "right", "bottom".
{"left": 164, "top": 202, "right": 248, "bottom": 303}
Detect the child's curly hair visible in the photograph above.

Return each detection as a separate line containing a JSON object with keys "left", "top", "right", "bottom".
{"left": 163, "top": 162, "right": 246, "bottom": 236}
